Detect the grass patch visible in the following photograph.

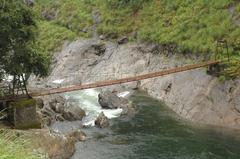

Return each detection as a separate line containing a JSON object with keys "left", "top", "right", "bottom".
{"left": 33, "top": 0, "right": 240, "bottom": 78}
{"left": 0, "top": 130, "right": 45, "bottom": 159}
{"left": 34, "top": 0, "right": 94, "bottom": 37}
{"left": 36, "top": 21, "right": 76, "bottom": 55}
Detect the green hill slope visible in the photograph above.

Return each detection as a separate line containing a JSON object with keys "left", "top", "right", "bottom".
{"left": 34, "top": 0, "right": 240, "bottom": 78}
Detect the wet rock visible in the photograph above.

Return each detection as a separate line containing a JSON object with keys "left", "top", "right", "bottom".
{"left": 118, "top": 36, "right": 129, "bottom": 45}
{"left": 98, "top": 91, "right": 137, "bottom": 117}
{"left": 68, "top": 130, "right": 87, "bottom": 142}
{"left": 98, "top": 91, "right": 121, "bottom": 109}
{"left": 95, "top": 112, "right": 109, "bottom": 128}
{"left": 119, "top": 100, "right": 136, "bottom": 118}
{"left": 63, "top": 103, "right": 86, "bottom": 121}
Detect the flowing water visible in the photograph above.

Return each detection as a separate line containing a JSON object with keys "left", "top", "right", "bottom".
{"left": 52, "top": 90, "right": 240, "bottom": 159}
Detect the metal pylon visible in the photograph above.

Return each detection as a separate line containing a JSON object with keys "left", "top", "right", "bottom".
{"left": 11, "top": 74, "right": 29, "bottom": 97}
{"left": 215, "top": 40, "right": 230, "bottom": 62}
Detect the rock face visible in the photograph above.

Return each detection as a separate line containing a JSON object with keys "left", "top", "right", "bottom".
{"left": 28, "top": 38, "right": 240, "bottom": 130}
{"left": 95, "top": 112, "right": 109, "bottom": 128}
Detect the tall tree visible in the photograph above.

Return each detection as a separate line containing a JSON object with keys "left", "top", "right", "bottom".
{"left": 0, "top": 0, "right": 49, "bottom": 94}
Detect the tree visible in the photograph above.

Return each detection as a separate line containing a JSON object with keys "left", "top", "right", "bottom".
{"left": 0, "top": 0, "right": 50, "bottom": 95}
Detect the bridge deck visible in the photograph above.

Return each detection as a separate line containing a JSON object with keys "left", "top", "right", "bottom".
{"left": 29, "top": 60, "right": 219, "bottom": 97}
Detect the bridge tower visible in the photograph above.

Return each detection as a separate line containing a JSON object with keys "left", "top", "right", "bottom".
{"left": 215, "top": 40, "right": 230, "bottom": 62}
{"left": 207, "top": 40, "right": 230, "bottom": 76}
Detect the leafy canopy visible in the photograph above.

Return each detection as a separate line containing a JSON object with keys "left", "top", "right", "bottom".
{"left": 0, "top": 0, "right": 50, "bottom": 79}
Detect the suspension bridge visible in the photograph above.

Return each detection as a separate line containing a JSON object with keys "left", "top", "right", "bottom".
{"left": 0, "top": 60, "right": 220, "bottom": 101}
{"left": 28, "top": 60, "right": 219, "bottom": 97}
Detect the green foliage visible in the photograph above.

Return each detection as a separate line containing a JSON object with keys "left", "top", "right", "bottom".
{"left": 0, "top": 131, "right": 45, "bottom": 159}
{"left": 33, "top": 0, "right": 240, "bottom": 78}
{"left": 104, "top": 0, "right": 151, "bottom": 10}
{"left": 34, "top": 0, "right": 94, "bottom": 37}
{"left": 37, "top": 21, "right": 76, "bottom": 54}
{"left": 0, "top": 0, "right": 50, "bottom": 79}
{"left": 218, "top": 75, "right": 226, "bottom": 82}
{"left": 138, "top": 0, "right": 235, "bottom": 53}
{"left": 237, "top": 3, "right": 240, "bottom": 14}
{"left": 222, "top": 58, "right": 240, "bottom": 78}
{"left": 97, "top": 6, "right": 136, "bottom": 38}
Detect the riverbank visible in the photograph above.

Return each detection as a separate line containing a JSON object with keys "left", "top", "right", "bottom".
{"left": 51, "top": 91, "right": 240, "bottom": 159}
{"left": 29, "top": 38, "right": 240, "bottom": 130}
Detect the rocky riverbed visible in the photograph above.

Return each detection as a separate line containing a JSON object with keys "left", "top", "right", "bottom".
{"left": 29, "top": 38, "right": 240, "bottom": 130}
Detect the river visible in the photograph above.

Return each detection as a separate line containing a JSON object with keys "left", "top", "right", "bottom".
{"left": 52, "top": 90, "right": 240, "bottom": 159}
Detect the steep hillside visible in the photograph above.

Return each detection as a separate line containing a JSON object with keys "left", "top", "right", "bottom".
{"left": 33, "top": 0, "right": 240, "bottom": 78}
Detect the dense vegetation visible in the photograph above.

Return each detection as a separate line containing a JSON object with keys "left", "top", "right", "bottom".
{"left": 34, "top": 0, "right": 240, "bottom": 78}
{"left": 0, "top": 0, "right": 50, "bottom": 84}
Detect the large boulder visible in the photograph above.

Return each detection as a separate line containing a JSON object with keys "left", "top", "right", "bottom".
{"left": 98, "top": 91, "right": 137, "bottom": 117}
{"left": 63, "top": 102, "right": 86, "bottom": 121}
{"left": 98, "top": 91, "right": 122, "bottom": 109}
{"left": 95, "top": 112, "right": 109, "bottom": 128}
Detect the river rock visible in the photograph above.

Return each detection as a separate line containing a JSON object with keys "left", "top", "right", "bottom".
{"left": 95, "top": 112, "right": 109, "bottom": 128}
{"left": 119, "top": 100, "right": 136, "bottom": 118}
{"left": 98, "top": 91, "right": 122, "bottom": 109}
{"left": 63, "top": 103, "right": 86, "bottom": 121}
{"left": 49, "top": 95, "right": 65, "bottom": 114}
{"left": 68, "top": 130, "right": 87, "bottom": 142}
{"left": 40, "top": 95, "right": 86, "bottom": 125}
{"left": 98, "top": 91, "right": 136, "bottom": 117}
